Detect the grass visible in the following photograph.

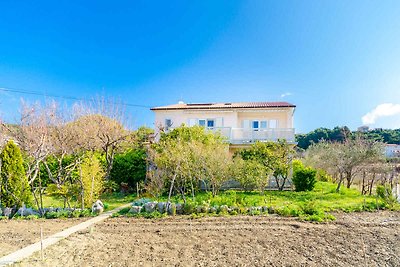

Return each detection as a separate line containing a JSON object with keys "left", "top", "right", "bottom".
{"left": 40, "top": 192, "right": 137, "bottom": 211}
{"left": 40, "top": 182, "right": 400, "bottom": 222}
{"left": 157, "top": 182, "right": 400, "bottom": 221}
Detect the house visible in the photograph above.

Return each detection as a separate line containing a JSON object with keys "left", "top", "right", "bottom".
{"left": 357, "top": 125, "right": 370, "bottom": 133}
{"left": 385, "top": 144, "right": 400, "bottom": 158}
{"left": 150, "top": 101, "right": 296, "bottom": 150}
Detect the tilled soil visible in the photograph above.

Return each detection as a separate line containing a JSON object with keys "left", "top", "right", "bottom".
{"left": 15, "top": 211, "right": 400, "bottom": 267}
{"left": 0, "top": 218, "right": 88, "bottom": 257}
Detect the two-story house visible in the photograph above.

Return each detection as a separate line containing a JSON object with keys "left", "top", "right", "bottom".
{"left": 151, "top": 101, "right": 296, "bottom": 149}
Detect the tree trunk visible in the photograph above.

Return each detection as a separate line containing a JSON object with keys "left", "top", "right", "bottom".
{"left": 369, "top": 172, "right": 376, "bottom": 196}
{"left": 361, "top": 171, "right": 367, "bottom": 195}
{"left": 274, "top": 175, "right": 281, "bottom": 190}
{"left": 167, "top": 173, "right": 177, "bottom": 204}
{"left": 336, "top": 172, "right": 343, "bottom": 193}
{"left": 346, "top": 171, "right": 352, "bottom": 189}
{"left": 279, "top": 176, "right": 287, "bottom": 191}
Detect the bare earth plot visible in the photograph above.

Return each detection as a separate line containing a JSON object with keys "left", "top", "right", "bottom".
{"left": 0, "top": 218, "right": 87, "bottom": 258}
{"left": 14, "top": 212, "right": 400, "bottom": 267}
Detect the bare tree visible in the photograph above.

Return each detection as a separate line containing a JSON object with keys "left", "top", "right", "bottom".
{"left": 305, "top": 138, "right": 384, "bottom": 192}
{"left": 71, "top": 97, "right": 132, "bottom": 179}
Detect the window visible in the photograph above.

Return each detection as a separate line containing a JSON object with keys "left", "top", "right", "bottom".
{"left": 252, "top": 120, "right": 259, "bottom": 129}
{"left": 269, "top": 119, "right": 278, "bottom": 129}
{"left": 198, "top": 119, "right": 206, "bottom": 127}
{"left": 260, "top": 121, "right": 267, "bottom": 129}
{"left": 207, "top": 119, "right": 215, "bottom": 127}
{"left": 165, "top": 119, "right": 172, "bottom": 130}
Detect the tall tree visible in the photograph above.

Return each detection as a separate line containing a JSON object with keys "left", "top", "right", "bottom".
{"left": 0, "top": 140, "right": 32, "bottom": 208}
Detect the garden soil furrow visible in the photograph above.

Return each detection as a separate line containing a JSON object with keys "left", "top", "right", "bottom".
{"left": 15, "top": 211, "right": 400, "bottom": 267}
{"left": 0, "top": 218, "right": 87, "bottom": 258}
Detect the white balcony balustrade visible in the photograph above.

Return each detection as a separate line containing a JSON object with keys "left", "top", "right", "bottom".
{"left": 206, "top": 127, "right": 295, "bottom": 144}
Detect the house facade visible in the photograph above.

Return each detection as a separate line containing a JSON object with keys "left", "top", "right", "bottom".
{"left": 385, "top": 144, "right": 400, "bottom": 158}
{"left": 150, "top": 101, "right": 296, "bottom": 148}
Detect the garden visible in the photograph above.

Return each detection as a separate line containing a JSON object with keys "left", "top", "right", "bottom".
{"left": 0, "top": 100, "right": 399, "bottom": 224}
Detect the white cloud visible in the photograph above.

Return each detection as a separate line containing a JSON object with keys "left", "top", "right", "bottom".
{"left": 362, "top": 103, "right": 400, "bottom": 125}
{"left": 280, "top": 92, "right": 292, "bottom": 98}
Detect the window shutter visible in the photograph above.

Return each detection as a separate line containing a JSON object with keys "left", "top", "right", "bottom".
{"left": 242, "top": 120, "right": 250, "bottom": 128}
{"left": 216, "top": 117, "right": 223, "bottom": 127}
{"left": 188, "top": 118, "right": 196, "bottom": 126}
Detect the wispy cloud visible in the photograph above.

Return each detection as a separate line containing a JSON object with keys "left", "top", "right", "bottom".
{"left": 362, "top": 103, "right": 400, "bottom": 125}
{"left": 280, "top": 92, "right": 292, "bottom": 98}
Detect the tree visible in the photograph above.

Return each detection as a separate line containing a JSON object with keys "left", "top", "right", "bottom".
{"left": 239, "top": 140, "right": 295, "bottom": 191}
{"left": 233, "top": 157, "right": 270, "bottom": 193}
{"left": 71, "top": 97, "right": 132, "bottom": 180}
{"left": 0, "top": 140, "right": 32, "bottom": 208}
{"left": 148, "top": 125, "right": 230, "bottom": 202}
{"left": 71, "top": 114, "right": 130, "bottom": 180}
{"left": 305, "top": 138, "right": 384, "bottom": 192}
{"left": 80, "top": 152, "right": 105, "bottom": 208}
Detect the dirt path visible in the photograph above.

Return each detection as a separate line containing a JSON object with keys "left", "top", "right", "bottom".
{"left": 0, "top": 218, "right": 87, "bottom": 258}
{"left": 15, "top": 211, "right": 400, "bottom": 266}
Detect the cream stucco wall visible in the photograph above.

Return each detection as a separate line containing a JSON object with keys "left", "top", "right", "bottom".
{"left": 153, "top": 107, "right": 294, "bottom": 135}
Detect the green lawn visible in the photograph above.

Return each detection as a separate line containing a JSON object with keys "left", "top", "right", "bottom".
{"left": 156, "top": 182, "right": 399, "bottom": 220}
{"left": 42, "top": 182, "right": 399, "bottom": 222}
{"left": 40, "top": 192, "right": 136, "bottom": 211}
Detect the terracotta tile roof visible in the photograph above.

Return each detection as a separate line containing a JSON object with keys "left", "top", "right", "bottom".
{"left": 151, "top": 101, "right": 296, "bottom": 111}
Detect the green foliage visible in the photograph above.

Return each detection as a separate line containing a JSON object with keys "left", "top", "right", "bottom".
{"left": 159, "top": 125, "right": 225, "bottom": 144}
{"left": 238, "top": 140, "right": 295, "bottom": 190}
{"left": 233, "top": 158, "right": 269, "bottom": 193}
{"left": 149, "top": 125, "right": 231, "bottom": 200}
{"left": 103, "top": 180, "right": 119, "bottom": 194}
{"left": 292, "top": 161, "right": 317, "bottom": 191}
{"left": 316, "top": 169, "right": 332, "bottom": 182}
{"left": 81, "top": 152, "right": 105, "bottom": 208}
{"left": 46, "top": 183, "right": 81, "bottom": 208}
{"left": 134, "top": 126, "right": 154, "bottom": 146}
{"left": 183, "top": 201, "right": 196, "bottom": 214}
{"left": 376, "top": 184, "right": 397, "bottom": 208}
{"left": 44, "top": 209, "right": 93, "bottom": 219}
{"left": 109, "top": 148, "right": 147, "bottom": 188}
{"left": 295, "top": 126, "right": 351, "bottom": 149}
{"left": 0, "top": 140, "right": 32, "bottom": 208}
{"left": 37, "top": 154, "right": 79, "bottom": 188}
{"left": 296, "top": 126, "right": 400, "bottom": 150}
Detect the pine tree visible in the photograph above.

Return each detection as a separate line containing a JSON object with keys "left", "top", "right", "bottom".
{"left": 0, "top": 140, "right": 32, "bottom": 208}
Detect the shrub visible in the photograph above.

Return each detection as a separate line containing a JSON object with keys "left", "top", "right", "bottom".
{"left": 376, "top": 185, "right": 397, "bottom": 208}
{"left": 301, "top": 201, "right": 321, "bottom": 216}
{"left": 183, "top": 202, "right": 196, "bottom": 215}
{"left": 25, "top": 214, "right": 39, "bottom": 220}
{"left": 316, "top": 169, "right": 332, "bottom": 182}
{"left": 103, "top": 180, "right": 119, "bottom": 194}
{"left": 0, "top": 140, "right": 32, "bottom": 208}
{"left": 109, "top": 149, "right": 147, "bottom": 188}
{"left": 292, "top": 162, "right": 317, "bottom": 192}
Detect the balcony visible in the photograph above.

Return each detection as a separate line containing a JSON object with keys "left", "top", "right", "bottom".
{"left": 206, "top": 127, "right": 295, "bottom": 144}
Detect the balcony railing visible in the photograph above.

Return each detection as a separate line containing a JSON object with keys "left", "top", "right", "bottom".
{"left": 206, "top": 127, "right": 295, "bottom": 144}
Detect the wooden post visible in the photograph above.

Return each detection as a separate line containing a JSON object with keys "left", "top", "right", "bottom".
{"left": 40, "top": 226, "right": 44, "bottom": 261}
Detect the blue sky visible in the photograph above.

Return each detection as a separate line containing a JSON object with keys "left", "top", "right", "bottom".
{"left": 1, "top": 1, "right": 400, "bottom": 133}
